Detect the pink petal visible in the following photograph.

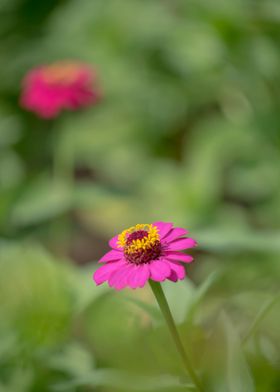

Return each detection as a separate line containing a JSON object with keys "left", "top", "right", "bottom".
{"left": 127, "top": 264, "right": 150, "bottom": 289}
{"left": 163, "top": 227, "right": 189, "bottom": 243}
{"left": 166, "top": 260, "right": 186, "bottom": 280}
{"left": 109, "top": 235, "right": 121, "bottom": 250}
{"left": 93, "top": 261, "right": 125, "bottom": 285}
{"left": 108, "top": 264, "right": 134, "bottom": 290}
{"left": 168, "top": 270, "right": 179, "bottom": 282}
{"left": 166, "top": 237, "right": 197, "bottom": 251}
{"left": 164, "top": 251, "right": 193, "bottom": 263}
{"left": 149, "top": 260, "right": 171, "bottom": 282}
{"left": 98, "top": 249, "right": 123, "bottom": 263}
{"left": 152, "top": 221, "right": 173, "bottom": 239}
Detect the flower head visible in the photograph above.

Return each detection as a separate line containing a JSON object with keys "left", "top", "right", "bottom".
{"left": 93, "top": 222, "right": 197, "bottom": 290}
{"left": 20, "top": 61, "right": 101, "bottom": 118}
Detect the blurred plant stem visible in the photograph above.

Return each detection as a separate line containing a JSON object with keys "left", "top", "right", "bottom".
{"left": 149, "top": 280, "right": 204, "bottom": 392}
{"left": 52, "top": 121, "right": 73, "bottom": 186}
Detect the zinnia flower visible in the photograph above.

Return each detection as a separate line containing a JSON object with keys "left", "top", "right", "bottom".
{"left": 93, "top": 222, "right": 196, "bottom": 290}
{"left": 20, "top": 61, "right": 100, "bottom": 118}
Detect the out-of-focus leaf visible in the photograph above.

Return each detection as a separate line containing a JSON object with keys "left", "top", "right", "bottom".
{"left": 70, "top": 263, "right": 110, "bottom": 315}
{"left": 73, "top": 183, "right": 141, "bottom": 235}
{"left": 222, "top": 312, "right": 255, "bottom": 392}
{"left": 185, "top": 271, "right": 220, "bottom": 325}
{"left": 196, "top": 228, "right": 280, "bottom": 253}
{"left": 0, "top": 367, "right": 33, "bottom": 392}
{"left": 83, "top": 289, "right": 150, "bottom": 366}
{"left": 48, "top": 342, "right": 95, "bottom": 377}
{"left": 0, "top": 115, "right": 21, "bottom": 147}
{"left": 52, "top": 369, "right": 194, "bottom": 391}
{"left": 258, "top": 335, "right": 279, "bottom": 366}
{"left": 162, "top": 279, "right": 195, "bottom": 324}
{"left": 10, "top": 176, "right": 73, "bottom": 227}
{"left": 0, "top": 243, "right": 73, "bottom": 349}
{"left": 0, "top": 330, "right": 18, "bottom": 363}
{"left": 0, "top": 151, "right": 24, "bottom": 189}
{"left": 242, "top": 293, "right": 280, "bottom": 345}
{"left": 121, "top": 295, "right": 162, "bottom": 324}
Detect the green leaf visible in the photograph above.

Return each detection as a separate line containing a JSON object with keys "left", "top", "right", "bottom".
{"left": 121, "top": 295, "right": 162, "bottom": 324}
{"left": 10, "top": 176, "right": 73, "bottom": 227}
{"left": 185, "top": 271, "right": 220, "bottom": 325}
{"left": 162, "top": 279, "right": 195, "bottom": 324}
{"left": 48, "top": 342, "right": 95, "bottom": 377}
{"left": 242, "top": 293, "right": 280, "bottom": 345}
{"left": 222, "top": 312, "right": 255, "bottom": 392}
{"left": 70, "top": 263, "right": 110, "bottom": 315}
{"left": 52, "top": 369, "right": 194, "bottom": 391}
{"left": 196, "top": 228, "right": 280, "bottom": 253}
{"left": 0, "top": 243, "right": 73, "bottom": 349}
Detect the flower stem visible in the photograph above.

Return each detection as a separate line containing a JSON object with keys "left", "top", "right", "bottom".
{"left": 52, "top": 122, "right": 73, "bottom": 185}
{"left": 149, "top": 280, "right": 204, "bottom": 392}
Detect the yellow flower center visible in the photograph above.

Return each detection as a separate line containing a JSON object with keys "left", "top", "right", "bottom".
{"left": 117, "top": 224, "right": 161, "bottom": 264}
{"left": 42, "top": 63, "right": 80, "bottom": 85}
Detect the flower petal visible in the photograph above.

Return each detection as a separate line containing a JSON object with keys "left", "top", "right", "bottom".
{"left": 127, "top": 264, "right": 150, "bottom": 289}
{"left": 167, "top": 237, "right": 197, "bottom": 251}
{"left": 166, "top": 260, "right": 186, "bottom": 280}
{"left": 168, "top": 270, "right": 179, "bottom": 282}
{"left": 163, "top": 228, "right": 189, "bottom": 243}
{"left": 93, "top": 261, "right": 125, "bottom": 285}
{"left": 153, "top": 221, "right": 173, "bottom": 239}
{"left": 108, "top": 264, "right": 134, "bottom": 290}
{"left": 98, "top": 249, "right": 123, "bottom": 263}
{"left": 149, "top": 260, "right": 171, "bottom": 282}
{"left": 109, "top": 235, "right": 121, "bottom": 250}
{"left": 164, "top": 251, "right": 193, "bottom": 263}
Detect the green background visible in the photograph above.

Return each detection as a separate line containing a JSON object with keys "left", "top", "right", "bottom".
{"left": 0, "top": 0, "right": 279, "bottom": 391}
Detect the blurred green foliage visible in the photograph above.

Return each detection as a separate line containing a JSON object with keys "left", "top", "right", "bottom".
{"left": 0, "top": 0, "right": 280, "bottom": 391}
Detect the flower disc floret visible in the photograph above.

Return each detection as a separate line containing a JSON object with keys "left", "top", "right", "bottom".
{"left": 117, "top": 224, "right": 159, "bottom": 248}
{"left": 117, "top": 224, "right": 161, "bottom": 265}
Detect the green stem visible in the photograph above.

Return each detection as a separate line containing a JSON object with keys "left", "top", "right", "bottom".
{"left": 52, "top": 125, "right": 71, "bottom": 183}
{"left": 149, "top": 280, "right": 204, "bottom": 392}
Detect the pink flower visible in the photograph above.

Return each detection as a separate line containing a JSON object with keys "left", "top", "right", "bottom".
{"left": 93, "top": 222, "right": 197, "bottom": 290}
{"left": 20, "top": 61, "right": 101, "bottom": 118}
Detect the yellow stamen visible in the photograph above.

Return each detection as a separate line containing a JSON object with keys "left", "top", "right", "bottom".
{"left": 117, "top": 224, "right": 159, "bottom": 254}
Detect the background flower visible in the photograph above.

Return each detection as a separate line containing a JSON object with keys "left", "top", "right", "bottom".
{"left": 20, "top": 61, "right": 100, "bottom": 118}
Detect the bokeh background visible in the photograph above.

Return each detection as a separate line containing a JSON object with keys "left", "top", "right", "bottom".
{"left": 0, "top": 0, "right": 280, "bottom": 391}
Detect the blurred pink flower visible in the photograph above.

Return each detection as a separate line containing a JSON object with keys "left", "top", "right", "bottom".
{"left": 20, "top": 61, "right": 101, "bottom": 118}
{"left": 93, "top": 222, "right": 196, "bottom": 290}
